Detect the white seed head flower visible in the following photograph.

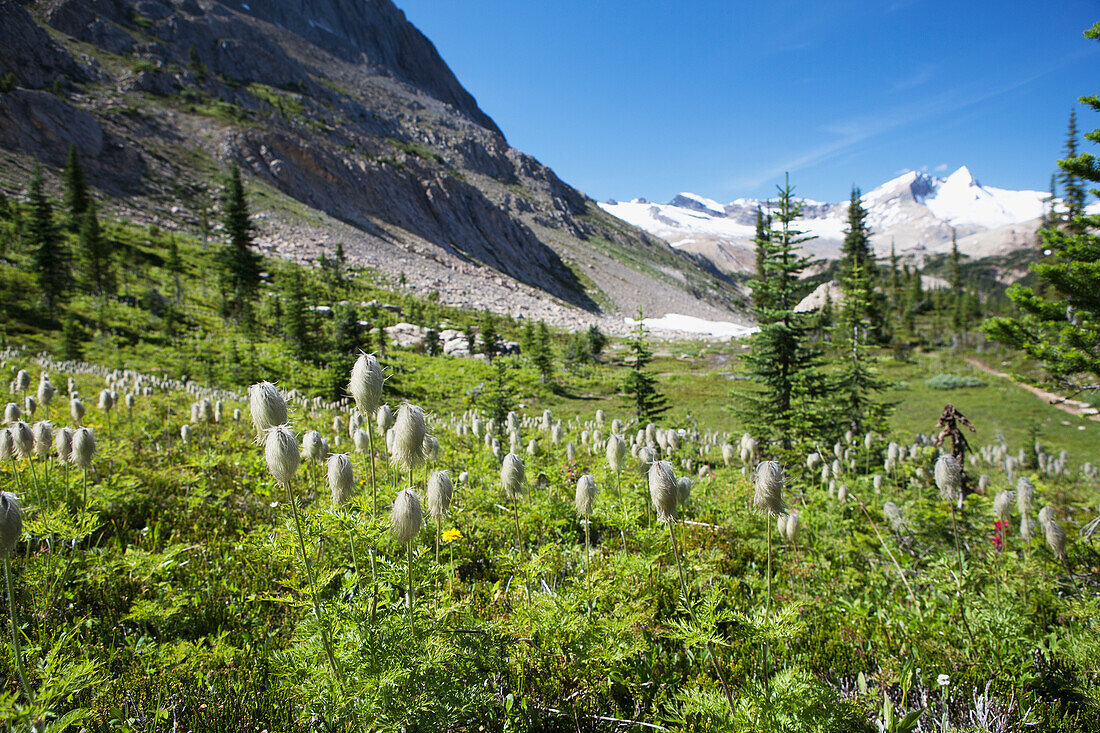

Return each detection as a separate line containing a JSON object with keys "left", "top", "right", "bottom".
{"left": 0, "top": 429, "right": 11, "bottom": 461}
{"left": 574, "top": 474, "right": 596, "bottom": 517}
{"left": 37, "top": 379, "right": 55, "bottom": 407}
{"left": 71, "top": 427, "right": 96, "bottom": 468}
{"left": 934, "top": 455, "right": 962, "bottom": 504}
{"left": 349, "top": 353, "right": 384, "bottom": 417}
{"left": 526, "top": 439, "right": 539, "bottom": 456}
{"left": 180, "top": 424, "right": 193, "bottom": 443}
{"left": 1038, "top": 504, "right": 1055, "bottom": 529}
{"left": 15, "top": 370, "right": 30, "bottom": 392}
{"left": 249, "top": 381, "right": 288, "bottom": 434}
{"left": 883, "top": 502, "right": 906, "bottom": 534}
{"left": 426, "top": 470, "right": 454, "bottom": 521}
{"left": 837, "top": 483, "right": 849, "bottom": 504}
{"left": 649, "top": 460, "right": 678, "bottom": 523}
{"left": 54, "top": 427, "right": 73, "bottom": 464}
{"left": 376, "top": 404, "right": 395, "bottom": 433}
{"left": 31, "top": 421, "right": 52, "bottom": 459}
{"left": 776, "top": 513, "right": 789, "bottom": 538}
{"left": 753, "top": 460, "right": 787, "bottom": 517}
{"left": 327, "top": 453, "right": 355, "bottom": 505}
{"left": 0, "top": 492, "right": 22, "bottom": 558}
{"left": 333, "top": 416, "right": 344, "bottom": 434}
{"left": 785, "top": 512, "right": 801, "bottom": 542}
{"left": 4, "top": 403, "right": 19, "bottom": 424}
{"left": 10, "top": 421, "right": 33, "bottom": 460}
{"left": 677, "top": 476, "right": 692, "bottom": 505}
{"left": 353, "top": 428, "right": 369, "bottom": 453}
{"left": 606, "top": 434, "right": 626, "bottom": 473}
{"left": 423, "top": 434, "right": 440, "bottom": 463}
{"left": 390, "top": 404, "right": 428, "bottom": 471}
{"left": 23, "top": 396, "right": 35, "bottom": 418}
{"left": 390, "top": 487, "right": 423, "bottom": 545}
{"left": 98, "top": 388, "right": 114, "bottom": 412}
{"left": 501, "top": 453, "right": 526, "bottom": 500}
{"left": 70, "top": 397, "right": 85, "bottom": 424}
{"left": 1016, "top": 477, "right": 1034, "bottom": 515}
{"left": 302, "top": 430, "right": 328, "bottom": 463}
{"left": 993, "top": 491, "right": 1015, "bottom": 521}
{"left": 458, "top": 470, "right": 468, "bottom": 484}
{"left": 1045, "top": 518, "right": 1067, "bottom": 560}
{"left": 124, "top": 392, "right": 135, "bottom": 410}
{"left": 937, "top": 674, "right": 951, "bottom": 688}
{"left": 264, "top": 425, "right": 299, "bottom": 487}
{"left": 873, "top": 474, "right": 883, "bottom": 492}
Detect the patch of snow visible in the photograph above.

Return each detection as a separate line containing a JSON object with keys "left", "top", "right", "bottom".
{"left": 625, "top": 313, "right": 758, "bottom": 340}
{"left": 308, "top": 18, "right": 335, "bottom": 33}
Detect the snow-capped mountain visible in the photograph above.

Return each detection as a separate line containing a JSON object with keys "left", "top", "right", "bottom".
{"left": 599, "top": 167, "right": 1050, "bottom": 273}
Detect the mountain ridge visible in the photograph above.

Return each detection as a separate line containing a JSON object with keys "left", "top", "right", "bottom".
{"left": 600, "top": 166, "right": 1051, "bottom": 273}
{"left": 0, "top": 0, "right": 751, "bottom": 333}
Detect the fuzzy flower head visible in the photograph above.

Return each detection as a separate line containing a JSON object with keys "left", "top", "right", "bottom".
{"left": 426, "top": 470, "right": 454, "bottom": 521}
{"left": 180, "top": 424, "right": 193, "bottom": 444}
{"left": 390, "top": 404, "right": 428, "bottom": 472}
{"left": 54, "top": 427, "right": 73, "bottom": 464}
{"left": 352, "top": 428, "right": 369, "bottom": 454}
{"left": 649, "top": 460, "right": 678, "bottom": 523}
{"left": 1016, "top": 477, "right": 1035, "bottom": 515}
{"left": 677, "top": 476, "right": 693, "bottom": 506}
{"left": 32, "top": 421, "right": 52, "bottom": 459}
{"left": 575, "top": 474, "right": 596, "bottom": 517}
{"left": 10, "top": 421, "right": 33, "bottom": 460}
{"left": 37, "top": 378, "right": 55, "bottom": 407}
{"left": 349, "top": 352, "right": 384, "bottom": 417}
{"left": 1045, "top": 518, "right": 1067, "bottom": 560}
{"left": 376, "top": 404, "right": 395, "bottom": 433}
{"left": 264, "top": 425, "right": 299, "bottom": 487}
{"left": 785, "top": 512, "right": 801, "bottom": 542}
{"left": 98, "top": 388, "right": 114, "bottom": 412}
{"left": 249, "top": 381, "right": 288, "bottom": 436}
{"left": 3, "top": 403, "right": 19, "bottom": 425}
{"left": 501, "top": 453, "right": 526, "bottom": 500}
{"left": 992, "top": 490, "right": 1015, "bottom": 521}
{"left": 70, "top": 397, "right": 85, "bottom": 425}
{"left": 606, "top": 434, "right": 626, "bottom": 473}
{"left": 15, "top": 370, "right": 30, "bottom": 392}
{"left": 0, "top": 492, "right": 22, "bottom": 558}
{"left": 327, "top": 453, "right": 355, "bottom": 505}
{"left": 934, "top": 455, "right": 962, "bottom": 505}
{"left": 302, "top": 430, "right": 329, "bottom": 464}
{"left": 71, "top": 427, "right": 96, "bottom": 468}
{"left": 753, "top": 460, "right": 787, "bottom": 517}
{"left": 390, "top": 487, "right": 423, "bottom": 545}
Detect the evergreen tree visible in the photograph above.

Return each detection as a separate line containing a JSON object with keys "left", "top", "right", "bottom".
{"left": 530, "top": 320, "right": 554, "bottom": 383}
{"left": 480, "top": 357, "right": 516, "bottom": 438}
{"left": 622, "top": 313, "right": 668, "bottom": 421}
{"left": 838, "top": 187, "right": 886, "bottom": 340}
{"left": 167, "top": 234, "right": 184, "bottom": 304}
{"left": 283, "top": 270, "right": 309, "bottom": 358}
{"left": 62, "top": 145, "right": 89, "bottom": 230}
{"left": 1062, "top": 109, "right": 1086, "bottom": 233}
{"left": 586, "top": 323, "right": 607, "bottom": 360}
{"left": 61, "top": 314, "right": 83, "bottom": 360}
{"left": 519, "top": 320, "right": 536, "bottom": 356}
{"left": 889, "top": 241, "right": 901, "bottom": 310}
{"left": 751, "top": 206, "right": 772, "bottom": 311}
{"left": 984, "top": 25, "right": 1100, "bottom": 393}
{"left": 950, "top": 231, "right": 964, "bottom": 332}
{"left": 27, "top": 169, "right": 69, "bottom": 313}
{"left": 77, "top": 201, "right": 114, "bottom": 296}
{"left": 425, "top": 323, "right": 442, "bottom": 356}
{"left": 332, "top": 304, "right": 360, "bottom": 355}
{"left": 740, "top": 175, "right": 830, "bottom": 449}
{"left": 479, "top": 312, "right": 501, "bottom": 363}
{"left": 219, "top": 165, "right": 262, "bottom": 319}
{"left": 833, "top": 260, "right": 893, "bottom": 434}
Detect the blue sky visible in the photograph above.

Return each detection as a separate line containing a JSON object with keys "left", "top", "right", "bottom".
{"left": 396, "top": 1, "right": 1100, "bottom": 203}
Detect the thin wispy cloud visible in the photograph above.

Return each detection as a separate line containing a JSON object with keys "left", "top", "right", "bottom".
{"left": 727, "top": 46, "right": 1096, "bottom": 192}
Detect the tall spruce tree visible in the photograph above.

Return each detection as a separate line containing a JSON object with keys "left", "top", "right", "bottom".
{"left": 622, "top": 314, "right": 668, "bottom": 421}
{"left": 283, "top": 270, "right": 309, "bottom": 358}
{"left": 27, "top": 169, "right": 69, "bottom": 313}
{"left": 983, "top": 24, "right": 1100, "bottom": 392}
{"left": 833, "top": 259, "right": 892, "bottom": 434}
{"left": 62, "top": 145, "right": 89, "bottom": 231}
{"left": 838, "top": 187, "right": 886, "bottom": 341}
{"left": 1062, "top": 109, "right": 1086, "bottom": 233}
{"left": 740, "top": 176, "right": 830, "bottom": 449}
{"left": 219, "top": 165, "right": 262, "bottom": 319}
{"left": 950, "top": 232, "right": 964, "bottom": 332}
{"left": 77, "top": 201, "right": 113, "bottom": 296}
{"left": 751, "top": 206, "right": 772, "bottom": 311}
{"left": 479, "top": 312, "right": 501, "bottom": 363}
{"left": 530, "top": 320, "right": 554, "bottom": 384}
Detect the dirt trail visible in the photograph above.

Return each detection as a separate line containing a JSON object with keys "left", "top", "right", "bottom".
{"left": 965, "top": 357, "right": 1099, "bottom": 422}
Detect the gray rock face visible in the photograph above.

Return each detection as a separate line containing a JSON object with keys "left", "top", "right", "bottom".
{"left": 0, "top": 3, "right": 86, "bottom": 88}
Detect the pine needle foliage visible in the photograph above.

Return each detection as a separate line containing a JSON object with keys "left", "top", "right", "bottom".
{"left": 740, "top": 175, "right": 830, "bottom": 449}
{"left": 621, "top": 313, "right": 668, "bottom": 421}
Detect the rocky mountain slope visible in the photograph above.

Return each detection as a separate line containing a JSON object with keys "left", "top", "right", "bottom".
{"left": 600, "top": 167, "right": 1050, "bottom": 274}
{"left": 0, "top": 0, "right": 750, "bottom": 332}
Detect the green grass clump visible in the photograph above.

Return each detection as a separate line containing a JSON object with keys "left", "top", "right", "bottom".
{"left": 925, "top": 373, "right": 986, "bottom": 390}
